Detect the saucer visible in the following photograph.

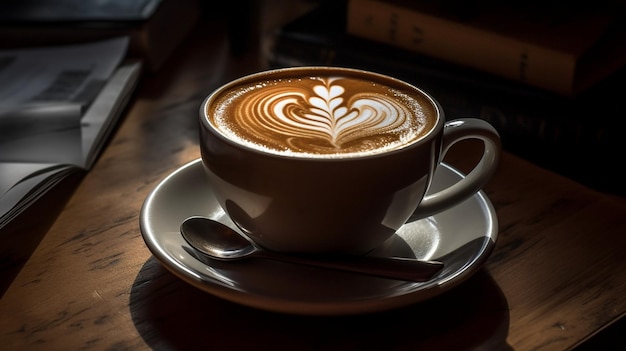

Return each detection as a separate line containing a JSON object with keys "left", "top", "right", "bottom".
{"left": 140, "top": 159, "right": 498, "bottom": 315}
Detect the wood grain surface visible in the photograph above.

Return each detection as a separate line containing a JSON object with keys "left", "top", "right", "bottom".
{"left": 1, "top": 12, "right": 625, "bottom": 351}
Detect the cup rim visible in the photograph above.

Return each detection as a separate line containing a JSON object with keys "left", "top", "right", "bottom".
{"left": 200, "top": 66, "right": 444, "bottom": 161}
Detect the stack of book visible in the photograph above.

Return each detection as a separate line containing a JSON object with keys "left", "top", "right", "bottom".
{"left": 264, "top": 0, "right": 626, "bottom": 196}
{"left": 0, "top": 37, "right": 142, "bottom": 230}
{"left": 0, "top": 0, "right": 201, "bottom": 293}
{"left": 0, "top": 0, "right": 200, "bottom": 232}
{"left": 346, "top": 0, "right": 626, "bottom": 97}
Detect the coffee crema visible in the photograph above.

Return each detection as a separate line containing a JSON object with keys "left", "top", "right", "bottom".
{"left": 208, "top": 70, "right": 437, "bottom": 157}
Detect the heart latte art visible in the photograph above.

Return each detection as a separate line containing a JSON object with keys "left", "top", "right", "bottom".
{"left": 209, "top": 73, "right": 436, "bottom": 157}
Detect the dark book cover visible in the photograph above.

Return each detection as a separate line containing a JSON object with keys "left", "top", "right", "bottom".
{"left": 0, "top": 0, "right": 199, "bottom": 72}
{"left": 0, "top": 0, "right": 159, "bottom": 23}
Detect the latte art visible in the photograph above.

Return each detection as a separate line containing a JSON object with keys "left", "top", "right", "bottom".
{"left": 210, "top": 72, "right": 436, "bottom": 157}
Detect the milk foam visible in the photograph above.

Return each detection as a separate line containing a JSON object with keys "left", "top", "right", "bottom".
{"left": 210, "top": 74, "right": 435, "bottom": 158}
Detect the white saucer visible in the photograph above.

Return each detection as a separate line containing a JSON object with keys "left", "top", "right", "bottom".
{"left": 140, "top": 159, "right": 498, "bottom": 315}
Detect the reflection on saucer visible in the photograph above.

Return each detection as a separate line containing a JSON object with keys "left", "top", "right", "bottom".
{"left": 140, "top": 159, "right": 498, "bottom": 315}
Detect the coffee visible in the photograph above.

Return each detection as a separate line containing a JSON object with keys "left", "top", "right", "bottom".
{"left": 207, "top": 68, "right": 437, "bottom": 158}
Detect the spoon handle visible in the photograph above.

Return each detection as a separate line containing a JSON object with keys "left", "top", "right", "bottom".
{"left": 254, "top": 251, "right": 444, "bottom": 282}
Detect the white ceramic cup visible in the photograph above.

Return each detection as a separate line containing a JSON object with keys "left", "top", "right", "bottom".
{"left": 199, "top": 67, "right": 500, "bottom": 254}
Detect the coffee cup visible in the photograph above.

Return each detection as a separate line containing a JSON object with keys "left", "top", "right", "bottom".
{"left": 199, "top": 66, "right": 500, "bottom": 254}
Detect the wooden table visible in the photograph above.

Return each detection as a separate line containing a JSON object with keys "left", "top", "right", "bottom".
{"left": 1, "top": 14, "right": 625, "bottom": 351}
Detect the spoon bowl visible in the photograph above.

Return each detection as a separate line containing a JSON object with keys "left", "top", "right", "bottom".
{"left": 181, "top": 215, "right": 257, "bottom": 259}
{"left": 180, "top": 216, "right": 444, "bottom": 282}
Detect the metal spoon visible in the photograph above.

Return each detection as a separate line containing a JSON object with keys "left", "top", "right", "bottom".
{"left": 180, "top": 216, "right": 444, "bottom": 282}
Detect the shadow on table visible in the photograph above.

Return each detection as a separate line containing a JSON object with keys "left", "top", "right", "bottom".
{"left": 0, "top": 169, "right": 85, "bottom": 298}
{"left": 130, "top": 257, "right": 512, "bottom": 350}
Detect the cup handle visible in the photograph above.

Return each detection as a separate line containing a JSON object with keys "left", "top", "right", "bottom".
{"left": 413, "top": 118, "right": 501, "bottom": 219}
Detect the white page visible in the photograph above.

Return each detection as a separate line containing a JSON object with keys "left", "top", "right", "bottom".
{"left": 0, "top": 36, "right": 129, "bottom": 117}
{"left": 0, "top": 165, "right": 76, "bottom": 229}
{"left": 81, "top": 61, "right": 141, "bottom": 168}
{"left": 0, "top": 162, "right": 58, "bottom": 197}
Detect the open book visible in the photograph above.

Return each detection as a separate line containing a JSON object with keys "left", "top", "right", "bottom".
{"left": 0, "top": 37, "right": 142, "bottom": 229}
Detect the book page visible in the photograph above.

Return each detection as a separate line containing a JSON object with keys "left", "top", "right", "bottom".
{"left": 81, "top": 61, "right": 142, "bottom": 168}
{"left": 0, "top": 37, "right": 129, "bottom": 164}
{"left": 0, "top": 164, "right": 78, "bottom": 229}
{"left": 0, "top": 36, "right": 128, "bottom": 116}
{"left": 0, "top": 162, "right": 59, "bottom": 197}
